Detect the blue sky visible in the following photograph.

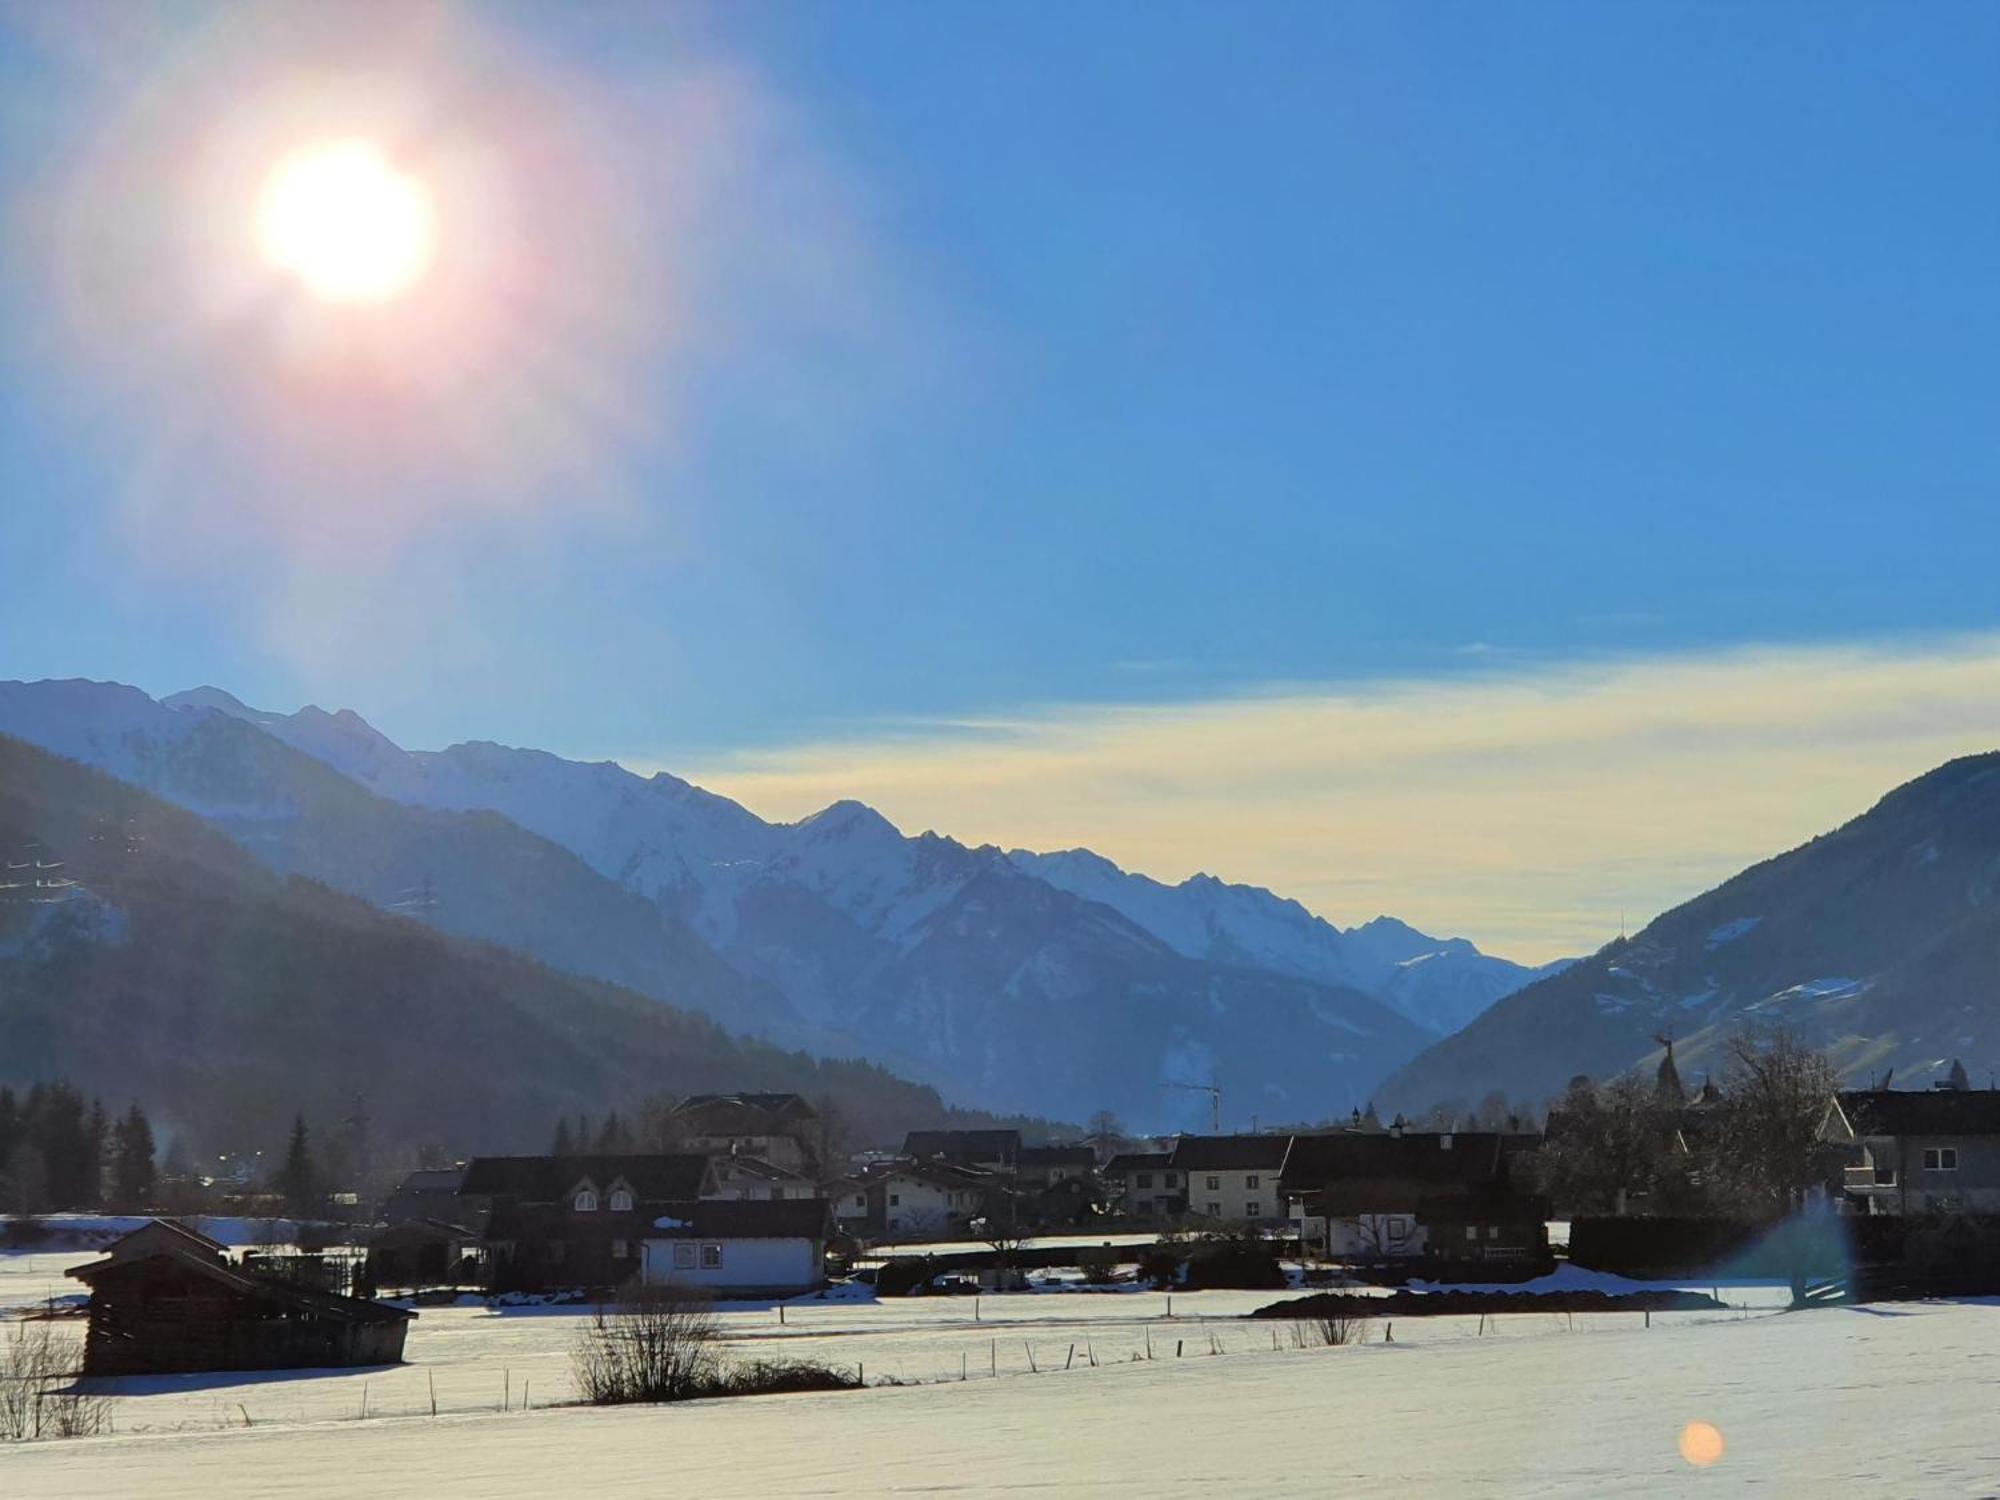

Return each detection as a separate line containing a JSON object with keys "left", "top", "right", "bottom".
{"left": 3, "top": 3, "right": 1999, "bottom": 952}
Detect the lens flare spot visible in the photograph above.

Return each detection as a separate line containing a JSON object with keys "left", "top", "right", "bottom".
{"left": 1678, "top": 1420, "right": 1726, "bottom": 1468}
{"left": 256, "top": 139, "right": 436, "bottom": 304}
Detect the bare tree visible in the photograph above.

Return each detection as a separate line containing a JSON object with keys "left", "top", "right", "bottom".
{"left": 1536, "top": 1073, "right": 1688, "bottom": 1216}
{"left": 1698, "top": 1028, "right": 1840, "bottom": 1216}
{"left": 572, "top": 1284, "right": 720, "bottom": 1405}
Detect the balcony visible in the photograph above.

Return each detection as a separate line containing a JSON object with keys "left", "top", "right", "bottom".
{"left": 1844, "top": 1166, "right": 1897, "bottom": 1192}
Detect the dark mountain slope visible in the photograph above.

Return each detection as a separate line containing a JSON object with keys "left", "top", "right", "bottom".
{"left": 0, "top": 735, "right": 1024, "bottom": 1156}
{"left": 1380, "top": 753, "right": 2000, "bottom": 1113}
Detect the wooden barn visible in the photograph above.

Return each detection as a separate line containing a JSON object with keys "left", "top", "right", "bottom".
{"left": 67, "top": 1220, "right": 416, "bottom": 1376}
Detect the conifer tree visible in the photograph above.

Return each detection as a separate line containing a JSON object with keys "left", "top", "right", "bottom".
{"left": 111, "top": 1105, "right": 157, "bottom": 1209}
{"left": 277, "top": 1113, "right": 318, "bottom": 1217}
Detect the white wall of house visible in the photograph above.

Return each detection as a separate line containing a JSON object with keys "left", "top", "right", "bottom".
{"left": 640, "top": 1236, "right": 820, "bottom": 1293}
{"left": 882, "top": 1174, "right": 977, "bottom": 1235}
{"left": 1186, "top": 1168, "right": 1280, "bottom": 1223}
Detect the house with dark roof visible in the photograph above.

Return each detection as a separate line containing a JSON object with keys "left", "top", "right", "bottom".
{"left": 1169, "top": 1135, "right": 1294, "bottom": 1224}
{"left": 1280, "top": 1130, "right": 1546, "bottom": 1264}
{"left": 640, "top": 1198, "right": 832, "bottom": 1297}
{"left": 1835, "top": 1080, "right": 2000, "bottom": 1214}
{"left": 68, "top": 1220, "right": 414, "bottom": 1375}
{"left": 671, "top": 1094, "right": 821, "bottom": 1172}
{"left": 461, "top": 1154, "right": 716, "bottom": 1291}
{"left": 902, "top": 1129, "right": 1022, "bottom": 1171}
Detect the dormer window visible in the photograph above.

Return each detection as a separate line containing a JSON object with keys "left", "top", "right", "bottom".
{"left": 609, "top": 1188, "right": 634, "bottom": 1213}
{"left": 574, "top": 1189, "right": 599, "bottom": 1213}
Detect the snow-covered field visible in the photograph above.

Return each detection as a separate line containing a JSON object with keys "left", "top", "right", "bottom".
{"left": 5, "top": 1248, "right": 1996, "bottom": 1496}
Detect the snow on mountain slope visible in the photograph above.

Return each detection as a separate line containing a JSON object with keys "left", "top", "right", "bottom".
{"left": 1, "top": 679, "right": 1515, "bottom": 1122}
{"left": 1009, "top": 852, "right": 1543, "bottom": 1035}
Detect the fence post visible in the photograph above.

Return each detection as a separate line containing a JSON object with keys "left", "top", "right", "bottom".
{"left": 1176, "top": 1339, "right": 1183, "bottom": 1358}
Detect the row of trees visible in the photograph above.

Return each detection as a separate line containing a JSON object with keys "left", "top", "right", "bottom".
{"left": 0, "top": 1082, "right": 156, "bottom": 1215}
{"left": 1536, "top": 1030, "right": 1839, "bottom": 1219}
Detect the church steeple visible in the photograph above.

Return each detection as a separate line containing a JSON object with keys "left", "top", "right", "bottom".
{"left": 1654, "top": 1033, "right": 1686, "bottom": 1104}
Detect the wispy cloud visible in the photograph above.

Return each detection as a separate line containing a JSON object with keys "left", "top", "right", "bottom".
{"left": 679, "top": 634, "right": 2000, "bottom": 964}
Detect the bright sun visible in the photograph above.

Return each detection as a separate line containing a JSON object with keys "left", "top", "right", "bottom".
{"left": 255, "top": 139, "right": 437, "bottom": 305}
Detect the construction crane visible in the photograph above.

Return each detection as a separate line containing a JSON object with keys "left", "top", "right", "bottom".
{"left": 1162, "top": 1081, "right": 1221, "bottom": 1133}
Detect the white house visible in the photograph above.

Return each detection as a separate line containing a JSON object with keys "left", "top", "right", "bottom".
{"left": 639, "top": 1199, "right": 830, "bottom": 1298}
{"left": 1169, "top": 1135, "right": 1294, "bottom": 1224}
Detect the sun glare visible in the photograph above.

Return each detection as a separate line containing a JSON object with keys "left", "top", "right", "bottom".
{"left": 255, "top": 140, "right": 436, "bottom": 305}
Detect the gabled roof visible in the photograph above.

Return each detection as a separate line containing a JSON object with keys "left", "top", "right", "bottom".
{"left": 1169, "top": 1134, "right": 1294, "bottom": 1172}
{"left": 1104, "top": 1152, "right": 1174, "bottom": 1175}
{"left": 94, "top": 1218, "right": 230, "bottom": 1263}
{"left": 1838, "top": 1089, "right": 2000, "bottom": 1138}
{"left": 645, "top": 1198, "right": 831, "bottom": 1240}
{"left": 459, "top": 1154, "right": 710, "bottom": 1202}
{"left": 902, "top": 1129, "right": 1022, "bottom": 1160}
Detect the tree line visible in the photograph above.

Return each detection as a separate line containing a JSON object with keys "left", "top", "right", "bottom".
{"left": 0, "top": 1082, "right": 156, "bottom": 1214}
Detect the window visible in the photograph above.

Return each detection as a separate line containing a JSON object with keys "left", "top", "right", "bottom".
{"left": 1487, "top": 1226, "right": 1500, "bottom": 1241}
{"left": 1165, "top": 1173, "right": 1179, "bottom": 1188}
{"left": 610, "top": 1239, "right": 629, "bottom": 1258}
{"left": 1246, "top": 1175, "right": 1260, "bottom": 1189}
{"left": 609, "top": 1188, "right": 634, "bottom": 1212}
{"left": 852, "top": 1194, "right": 866, "bottom": 1208}
{"left": 673, "top": 1242, "right": 697, "bottom": 1269}
{"left": 1388, "top": 1218, "right": 1408, "bottom": 1240}
{"left": 1924, "top": 1147, "right": 1960, "bottom": 1171}
{"left": 573, "top": 1189, "right": 599, "bottom": 1213}
{"left": 1465, "top": 1226, "right": 1478, "bottom": 1242}
{"left": 700, "top": 1243, "right": 723, "bottom": 1269}
{"left": 1206, "top": 1175, "right": 1220, "bottom": 1191}
{"left": 1136, "top": 1173, "right": 1153, "bottom": 1189}
{"left": 1246, "top": 1202, "right": 1261, "bottom": 1218}
{"left": 889, "top": 1193, "right": 901, "bottom": 1206}
{"left": 1873, "top": 1167, "right": 1898, "bottom": 1186}
{"left": 1207, "top": 1201, "right": 1221, "bottom": 1216}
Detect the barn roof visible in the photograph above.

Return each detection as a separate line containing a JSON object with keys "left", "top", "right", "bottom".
{"left": 1281, "top": 1131, "right": 1537, "bottom": 1187}
{"left": 70, "top": 1227, "right": 413, "bottom": 1326}
{"left": 1104, "top": 1152, "right": 1175, "bottom": 1174}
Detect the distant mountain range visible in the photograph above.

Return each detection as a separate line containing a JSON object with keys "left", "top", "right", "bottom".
{"left": 0, "top": 734, "right": 1007, "bottom": 1157}
{"left": 1380, "top": 753, "right": 2000, "bottom": 1114}
{"left": 0, "top": 679, "right": 1548, "bottom": 1128}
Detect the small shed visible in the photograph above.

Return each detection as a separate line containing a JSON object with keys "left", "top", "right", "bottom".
{"left": 68, "top": 1220, "right": 416, "bottom": 1376}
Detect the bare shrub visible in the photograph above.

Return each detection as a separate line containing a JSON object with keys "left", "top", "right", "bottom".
{"left": 572, "top": 1285, "right": 720, "bottom": 1405}
{"left": 0, "top": 1322, "right": 110, "bottom": 1441}
{"left": 719, "top": 1358, "right": 862, "bottom": 1396}
{"left": 1291, "top": 1313, "right": 1368, "bottom": 1349}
